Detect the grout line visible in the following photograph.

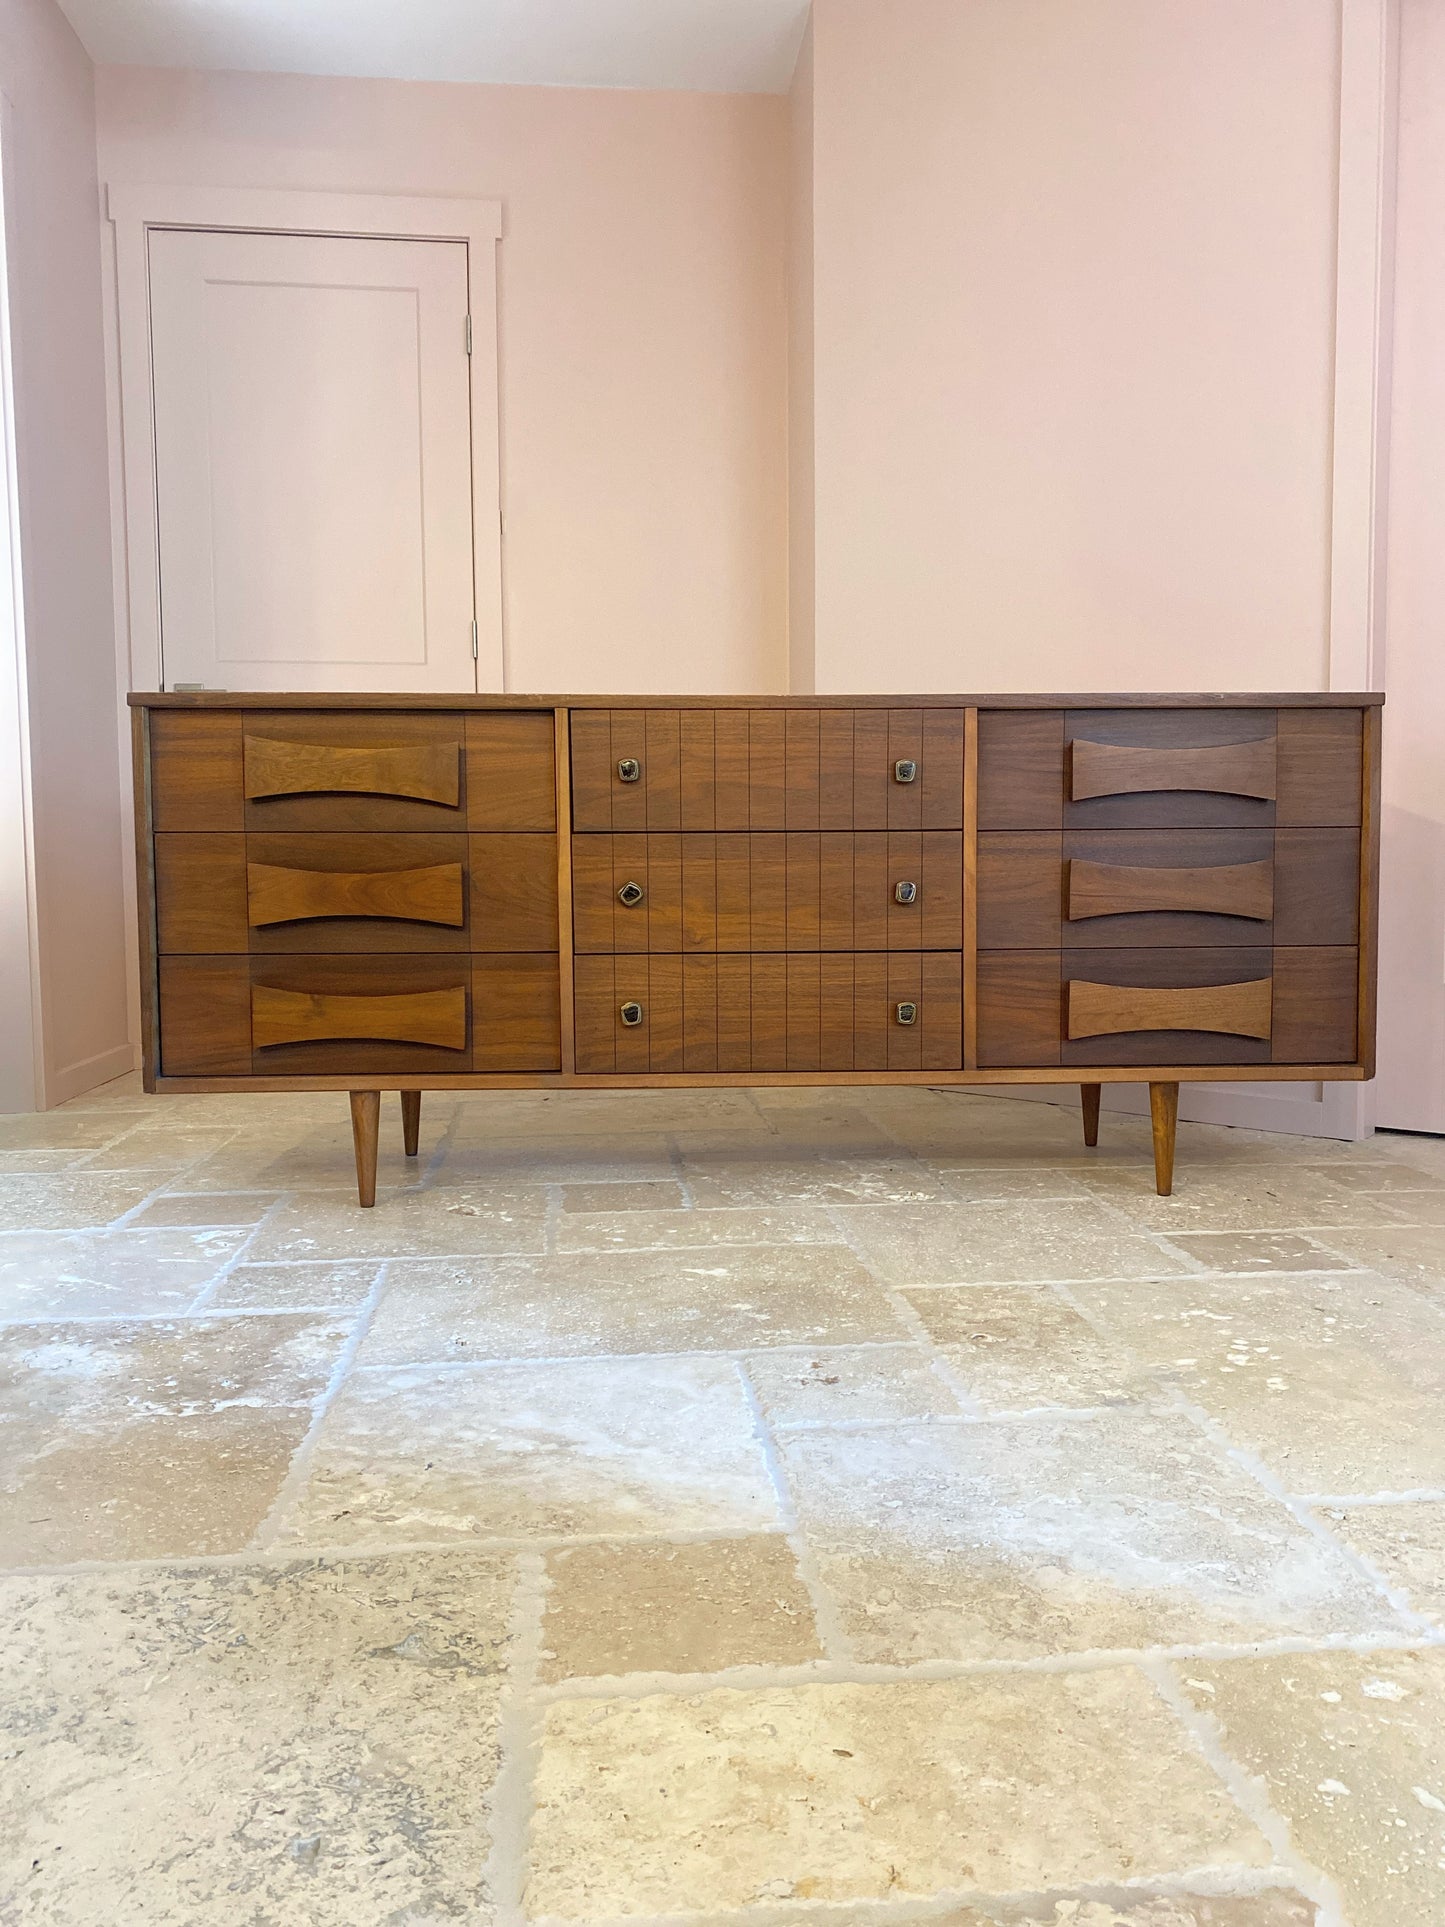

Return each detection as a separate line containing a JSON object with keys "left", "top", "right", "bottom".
{"left": 480, "top": 1550, "right": 547, "bottom": 1927}
{"left": 186, "top": 1194, "right": 297, "bottom": 1313}
{"left": 244, "top": 1259, "right": 392, "bottom": 1553}
{"left": 734, "top": 1358, "right": 855, "bottom": 1664}
{"left": 1144, "top": 1656, "right": 1353, "bottom": 1927}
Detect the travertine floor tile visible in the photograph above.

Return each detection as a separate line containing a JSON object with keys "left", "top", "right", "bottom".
{"left": 778, "top": 1411, "right": 1398, "bottom": 1661}
{"left": 557, "top": 1179, "right": 685, "bottom": 1212}
{"left": 903, "top": 1284, "right": 1141, "bottom": 1410}
{"left": 75, "top": 1126, "right": 238, "bottom": 1173}
{"left": 0, "top": 1407, "right": 312, "bottom": 1564}
{"left": 1300, "top": 1161, "right": 1445, "bottom": 1193}
{"left": 1321, "top": 1502, "right": 1445, "bottom": 1623}
{"left": 526, "top": 1669, "right": 1272, "bottom": 1916}
{"left": 0, "top": 1313, "right": 350, "bottom": 1421}
{"left": 988, "top": 1897, "right": 1319, "bottom": 1926}
{"left": 0, "top": 1173, "right": 159, "bottom": 1232}
{"left": 1069, "top": 1271, "right": 1445, "bottom": 1495}
{"left": 0, "top": 1112, "right": 127, "bottom": 1152}
{"left": 0, "top": 1228, "right": 247, "bottom": 1320}
{"left": 837, "top": 1200, "right": 1186, "bottom": 1285}
{"left": 433, "top": 1135, "right": 675, "bottom": 1183}
{"left": 0, "top": 1552, "right": 511, "bottom": 1924}
{"left": 207, "top": 1260, "right": 381, "bottom": 1310}
{"left": 1077, "top": 1167, "right": 1405, "bottom": 1231}
{"left": 278, "top": 1356, "right": 780, "bottom": 1546}
{"left": 1159, "top": 1232, "right": 1358, "bottom": 1274}
{"left": 555, "top": 1204, "right": 844, "bottom": 1251}
{"left": 245, "top": 1188, "right": 549, "bottom": 1261}
{"left": 540, "top": 1536, "right": 821, "bottom": 1679}
{"left": 746, "top": 1343, "right": 962, "bottom": 1427}
{"left": 682, "top": 1154, "right": 949, "bottom": 1207}
{"left": 936, "top": 1166, "right": 1100, "bottom": 1202}
{"left": 1179, "top": 1649, "right": 1445, "bottom": 1927}
{"left": 355, "top": 1247, "right": 905, "bottom": 1367}
{"left": 451, "top": 1089, "right": 762, "bottom": 1138}
{"left": 131, "top": 1192, "right": 280, "bottom": 1227}
{"left": 1317, "top": 1222, "right": 1445, "bottom": 1294}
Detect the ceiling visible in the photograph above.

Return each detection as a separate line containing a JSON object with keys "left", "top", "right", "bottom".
{"left": 57, "top": 0, "right": 813, "bottom": 95}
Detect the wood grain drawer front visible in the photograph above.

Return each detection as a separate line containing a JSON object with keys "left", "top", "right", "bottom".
{"left": 155, "top": 833, "right": 558, "bottom": 955}
{"left": 977, "top": 827, "right": 1360, "bottom": 951}
{"left": 155, "top": 953, "right": 562, "bottom": 1076}
{"left": 240, "top": 713, "right": 465, "bottom": 831}
{"left": 975, "top": 945, "right": 1357, "bottom": 1068}
{"left": 572, "top": 832, "right": 962, "bottom": 952}
{"left": 1070, "top": 736, "right": 1276, "bottom": 806}
{"left": 575, "top": 952, "right": 962, "bottom": 1073}
{"left": 467, "top": 712, "right": 557, "bottom": 831}
{"left": 570, "top": 708, "right": 964, "bottom": 832}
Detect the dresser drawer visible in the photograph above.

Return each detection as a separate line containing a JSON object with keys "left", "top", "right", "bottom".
{"left": 572, "top": 832, "right": 962, "bottom": 953}
{"left": 569, "top": 708, "right": 964, "bottom": 833}
{"left": 154, "top": 834, "right": 557, "bottom": 953}
{"left": 975, "top": 945, "right": 1357, "bottom": 1067}
{"left": 976, "top": 827, "right": 1359, "bottom": 949}
{"left": 148, "top": 708, "right": 557, "bottom": 836}
{"left": 574, "top": 952, "right": 962, "bottom": 1072}
{"left": 977, "top": 708, "right": 1364, "bottom": 832}
{"left": 157, "top": 953, "right": 560, "bottom": 1076}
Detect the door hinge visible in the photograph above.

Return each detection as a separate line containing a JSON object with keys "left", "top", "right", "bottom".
{"left": 470, "top": 618, "right": 479, "bottom": 660}
{"left": 464, "top": 314, "right": 472, "bottom": 355}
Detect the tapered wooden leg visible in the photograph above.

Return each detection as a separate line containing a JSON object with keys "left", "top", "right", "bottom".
{"left": 400, "top": 1090, "right": 422, "bottom": 1159}
{"left": 1080, "top": 1082, "right": 1102, "bottom": 1148}
{"left": 349, "top": 1090, "right": 380, "bottom": 1208}
{"left": 1149, "top": 1081, "right": 1179, "bottom": 1197}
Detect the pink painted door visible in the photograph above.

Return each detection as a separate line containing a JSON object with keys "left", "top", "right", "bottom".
{"left": 147, "top": 228, "right": 477, "bottom": 693}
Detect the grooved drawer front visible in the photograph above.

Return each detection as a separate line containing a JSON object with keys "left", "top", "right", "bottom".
{"left": 574, "top": 953, "right": 962, "bottom": 1072}
{"left": 572, "top": 833, "right": 962, "bottom": 952}
{"left": 570, "top": 709, "right": 965, "bottom": 832}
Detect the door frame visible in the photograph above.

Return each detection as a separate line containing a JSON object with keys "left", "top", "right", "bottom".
{"left": 106, "top": 184, "right": 504, "bottom": 697}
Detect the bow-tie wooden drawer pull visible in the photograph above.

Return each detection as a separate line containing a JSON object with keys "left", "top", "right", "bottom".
{"left": 247, "top": 860, "right": 466, "bottom": 929}
{"left": 1070, "top": 737, "right": 1277, "bottom": 804}
{"left": 1066, "top": 857, "right": 1273, "bottom": 923}
{"left": 1066, "top": 976, "right": 1273, "bottom": 1042}
{"left": 252, "top": 983, "right": 469, "bottom": 1051}
{"left": 244, "top": 736, "right": 461, "bottom": 807}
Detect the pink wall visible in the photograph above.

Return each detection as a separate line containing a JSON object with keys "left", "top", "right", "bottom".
{"left": 96, "top": 66, "right": 789, "bottom": 697}
{"left": 1377, "top": 0, "right": 1445, "bottom": 1130}
{"left": 0, "top": 0, "right": 131, "bottom": 1103}
{"left": 805, "top": 0, "right": 1342, "bottom": 694}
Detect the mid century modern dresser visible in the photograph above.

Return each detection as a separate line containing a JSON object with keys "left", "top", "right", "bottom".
{"left": 129, "top": 694, "right": 1381, "bottom": 1204}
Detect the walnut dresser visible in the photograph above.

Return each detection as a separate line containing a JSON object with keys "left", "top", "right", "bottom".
{"left": 129, "top": 694, "right": 1382, "bottom": 1205}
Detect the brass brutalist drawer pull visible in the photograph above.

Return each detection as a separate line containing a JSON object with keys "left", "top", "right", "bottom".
{"left": 619, "top": 1000, "right": 645, "bottom": 1026}
{"left": 894, "top": 759, "right": 917, "bottom": 784}
{"left": 895, "top": 1001, "right": 918, "bottom": 1026}
{"left": 617, "top": 880, "right": 645, "bottom": 907}
{"left": 894, "top": 880, "right": 918, "bottom": 905}
{"left": 617, "top": 758, "right": 641, "bottom": 783}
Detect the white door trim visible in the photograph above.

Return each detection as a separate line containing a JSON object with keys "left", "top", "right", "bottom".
{"left": 105, "top": 184, "right": 505, "bottom": 696}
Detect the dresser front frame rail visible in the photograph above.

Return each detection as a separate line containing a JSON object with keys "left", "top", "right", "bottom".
{"left": 130, "top": 694, "right": 1383, "bottom": 1205}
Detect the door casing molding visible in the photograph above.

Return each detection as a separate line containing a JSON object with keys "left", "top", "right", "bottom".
{"left": 105, "top": 183, "right": 505, "bottom": 698}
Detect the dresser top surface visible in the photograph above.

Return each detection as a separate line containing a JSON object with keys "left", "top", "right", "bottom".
{"left": 129, "top": 691, "right": 1384, "bottom": 712}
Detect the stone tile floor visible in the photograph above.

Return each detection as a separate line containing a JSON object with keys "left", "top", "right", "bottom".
{"left": 3, "top": 1079, "right": 1445, "bottom": 1925}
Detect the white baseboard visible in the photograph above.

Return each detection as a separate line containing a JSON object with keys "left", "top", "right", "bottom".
{"left": 45, "top": 1040, "right": 140, "bottom": 1109}
{"left": 963, "top": 1079, "right": 1375, "bottom": 1143}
